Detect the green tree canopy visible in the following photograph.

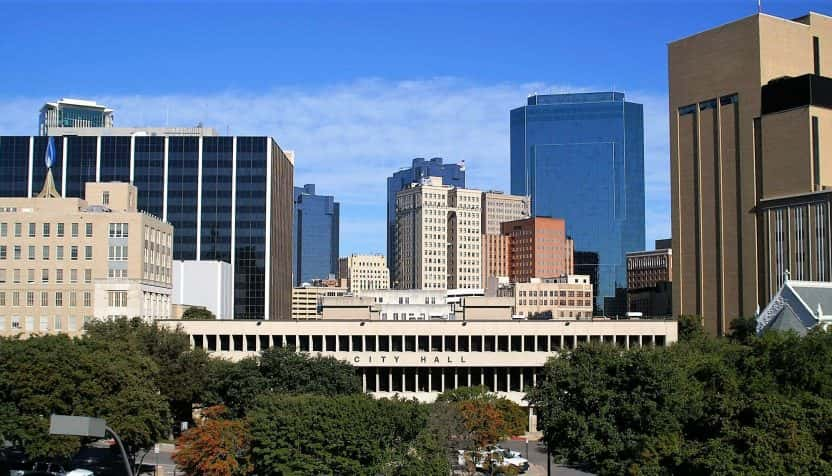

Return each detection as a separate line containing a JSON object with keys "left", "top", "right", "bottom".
{"left": 181, "top": 307, "right": 216, "bottom": 320}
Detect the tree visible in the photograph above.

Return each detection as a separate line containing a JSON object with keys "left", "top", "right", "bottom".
{"left": 677, "top": 314, "right": 706, "bottom": 341}
{"left": 248, "top": 394, "right": 446, "bottom": 475}
{"left": 181, "top": 307, "right": 216, "bottom": 320}
{"left": 729, "top": 315, "right": 758, "bottom": 344}
{"left": 84, "top": 318, "right": 212, "bottom": 425}
{"left": 173, "top": 405, "right": 252, "bottom": 476}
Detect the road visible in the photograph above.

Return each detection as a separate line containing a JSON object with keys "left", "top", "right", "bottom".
{"left": 499, "top": 439, "right": 594, "bottom": 476}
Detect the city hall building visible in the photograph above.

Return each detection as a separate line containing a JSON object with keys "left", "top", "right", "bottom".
{"left": 162, "top": 318, "right": 678, "bottom": 413}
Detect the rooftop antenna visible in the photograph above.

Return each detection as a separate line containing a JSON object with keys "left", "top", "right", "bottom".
{"left": 757, "top": 0, "right": 762, "bottom": 14}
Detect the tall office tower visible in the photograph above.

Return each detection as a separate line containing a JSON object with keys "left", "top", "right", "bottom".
{"left": 0, "top": 181, "right": 173, "bottom": 337}
{"left": 669, "top": 11, "right": 832, "bottom": 335}
{"left": 511, "top": 92, "right": 645, "bottom": 313}
{"left": 480, "top": 191, "right": 530, "bottom": 235}
{"left": 396, "top": 177, "right": 481, "bottom": 290}
{"left": 501, "top": 217, "right": 574, "bottom": 283}
{"left": 387, "top": 158, "right": 465, "bottom": 284}
{"left": 0, "top": 131, "right": 294, "bottom": 320}
{"left": 39, "top": 98, "right": 114, "bottom": 136}
{"left": 293, "top": 184, "right": 339, "bottom": 286}
{"left": 339, "top": 254, "right": 390, "bottom": 293}
{"left": 480, "top": 191, "right": 530, "bottom": 286}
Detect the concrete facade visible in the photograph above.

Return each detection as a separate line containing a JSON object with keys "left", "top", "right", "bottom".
{"left": 338, "top": 254, "right": 390, "bottom": 293}
{"left": 502, "top": 217, "right": 574, "bottom": 284}
{"left": 172, "top": 260, "right": 233, "bottom": 319}
{"left": 669, "top": 12, "right": 832, "bottom": 335}
{"left": 395, "top": 177, "right": 482, "bottom": 290}
{"left": 0, "top": 182, "right": 172, "bottom": 336}
{"left": 627, "top": 248, "right": 673, "bottom": 290}
{"left": 481, "top": 191, "right": 530, "bottom": 235}
{"left": 292, "top": 285, "right": 348, "bottom": 319}
{"left": 488, "top": 275, "right": 593, "bottom": 319}
{"left": 162, "top": 318, "right": 678, "bottom": 405}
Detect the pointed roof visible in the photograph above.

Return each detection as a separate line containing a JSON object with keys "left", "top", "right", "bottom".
{"left": 36, "top": 168, "right": 61, "bottom": 199}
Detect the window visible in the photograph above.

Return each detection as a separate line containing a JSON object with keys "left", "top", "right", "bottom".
{"left": 85, "top": 246, "right": 93, "bottom": 260}
{"left": 0, "top": 292, "right": 4, "bottom": 305}
{"left": 85, "top": 223, "right": 93, "bottom": 237}
{"left": 0, "top": 222, "right": 6, "bottom": 237}
{"left": 109, "top": 223, "right": 129, "bottom": 237}
{"left": 42, "top": 246, "right": 49, "bottom": 260}
{"left": 56, "top": 246, "right": 64, "bottom": 260}
{"left": 27, "top": 269, "right": 34, "bottom": 283}
{"left": 13, "top": 269, "right": 20, "bottom": 283}
{"left": 70, "top": 292, "right": 77, "bottom": 307}
{"left": 84, "top": 269, "right": 91, "bottom": 283}
{"left": 41, "top": 269, "right": 48, "bottom": 283}
{"left": 71, "top": 246, "right": 78, "bottom": 260}
{"left": 13, "top": 292, "right": 20, "bottom": 306}
{"left": 40, "top": 292, "right": 48, "bottom": 306}
{"left": 56, "top": 269, "right": 63, "bottom": 283}
{"left": 70, "top": 269, "right": 77, "bottom": 283}
{"left": 56, "top": 223, "right": 64, "bottom": 237}
{"left": 83, "top": 292, "right": 91, "bottom": 307}
{"left": 27, "top": 246, "right": 35, "bottom": 260}
{"left": 14, "top": 223, "right": 21, "bottom": 237}
{"left": 28, "top": 223, "right": 35, "bottom": 237}
{"left": 55, "top": 292, "right": 63, "bottom": 307}
{"left": 108, "top": 245, "right": 128, "bottom": 261}
{"left": 0, "top": 246, "right": 6, "bottom": 260}
{"left": 102, "top": 191, "right": 110, "bottom": 205}
{"left": 54, "top": 316, "right": 62, "bottom": 331}
{"left": 71, "top": 223, "right": 78, "bottom": 238}
{"left": 13, "top": 246, "right": 20, "bottom": 260}
{"left": 68, "top": 316, "right": 77, "bottom": 332}
{"left": 26, "top": 292, "right": 34, "bottom": 306}
{"left": 42, "top": 223, "right": 49, "bottom": 237}
{"left": 11, "top": 317, "right": 21, "bottom": 329}
{"left": 108, "top": 291, "right": 127, "bottom": 307}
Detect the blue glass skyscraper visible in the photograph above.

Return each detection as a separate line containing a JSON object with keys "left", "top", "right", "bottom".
{"left": 387, "top": 157, "right": 465, "bottom": 284}
{"left": 293, "top": 184, "right": 340, "bottom": 286}
{"left": 510, "top": 92, "right": 645, "bottom": 313}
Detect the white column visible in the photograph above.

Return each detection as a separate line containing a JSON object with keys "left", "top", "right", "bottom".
{"left": 95, "top": 136, "right": 101, "bottom": 182}
{"left": 195, "top": 136, "right": 203, "bottom": 259}
{"left": 27, "top": 136, "right": 34, "bottom": 197}
{"left": 61, "top": 136, "right": 67, "bottom": 197}
{"left": 264, "top": 138, "right": 272, "bottom": 319}
{"left": 362, "top": 369, "right": 367, "bottom": 392}
{"left": 162, "top": 137, "right": 169, "bottom": 221}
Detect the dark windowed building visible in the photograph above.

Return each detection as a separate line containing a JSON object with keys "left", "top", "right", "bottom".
{"left": 511, "top": 92, "right": 646, "bottom": 313}
{"left": 293, "top": 184, "right": 340, "bottom": 286}
{"left": 0, "top": 131, "right": 294, "bottom": 319}
{"left": 387, "top": 158, "right": 465, "bottom": 286}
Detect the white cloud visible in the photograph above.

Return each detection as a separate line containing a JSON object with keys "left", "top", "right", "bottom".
{"left": 0, "top": 79, "right": 671, "bottom": 254}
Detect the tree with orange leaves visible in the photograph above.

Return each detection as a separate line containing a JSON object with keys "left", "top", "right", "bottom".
{"left": 173, "top": 405, "right": 253, "bottom": 476}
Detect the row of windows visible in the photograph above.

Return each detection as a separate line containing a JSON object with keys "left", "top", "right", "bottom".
{"left": 0, "top": 222, "right": 92, "bottom": 238}
{"left": 358, "top": 367, "right": 540, "bottom": 393}
{"left": 0, "top": 268, "right": 92, "bottom": 283}
{"left": 0, "top": 244, "right": 93, "bottom": 261}
{"left": 0, "top": 315, "right": 90, "bottom": 333}
{"left": 0, "top": 290, "right": 91, "bottom": 307}
{"left": 192, "top": 333, "right": 667, "bottom": 353}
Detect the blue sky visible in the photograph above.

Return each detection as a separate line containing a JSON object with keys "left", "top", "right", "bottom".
{"left": 1, "top": 0, "right": 829, "bottom": 255}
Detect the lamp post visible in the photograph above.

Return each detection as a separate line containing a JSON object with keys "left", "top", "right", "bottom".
{"left": 49, "top": 414, "right": 134, "bottom": 476}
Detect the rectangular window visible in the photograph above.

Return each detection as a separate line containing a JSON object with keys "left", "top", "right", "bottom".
{"left": 71, "top": 223, "right": 78, "bottom": 238}
{"left": 0, "top": 246, "right": 6, "bottom": 260}
{"left": 26, "top": 292, "right": 34, "bottom": 306}
{"left": 56, "top": 223, "right": 64, "bottom": 237}
{"left": 27, "top": 246, "right": 35, "bottom": 260}
{"left": 27, "top": 269, "right": 34, "bottom": 283}
{"left": 68, "top": 316, "right": 77, "bottom": 332}
{"left": 14, "top": 223, "right": 21, "bottom": 237}
{"left": 70, "top": 292, "right": 77, "bottom": 307}
{"left": 85, "top": 223, "right": 93, "bottom": 237}
{"left": 55, "top": 292, "right": 63, "bottom": 307}
{"left": 42, "top": 246, "right": 49, "bottom": 260}
{"left": 56, "top": 246, "right": 64, "bottom": 260}
{"left": 109, "top": 223, "right": 129, "bottom": 238}
{"left": 54, "top": 316, "right": 62, "bottom": 331}
{"left": 338, "top": 335, "right": 350, "bottom": 351}
{"left": 0, "top": 222, "right": 6, "bottom": 237}
{"left": 39, "top": 317, "right": 48, "bottom": 331}
{"left": 13, "top": 246, "right": 20, "bottom": 260}
{"left": 107, "top": 291, "right": 127, "bottom": 307}
{"left": 102, "top": 191, "right": 110, "bottom": 205}
{"left": 813, "top": 116, "right": 820, "bottom": 189}
{"left": 70, "top": 269, "right": 77, "bottom": 283}
{"left": 83, "top": 292, "right": 91, "bottom": 307}
{"left": 84, "top": 269, "right": 92, "bottom": 283}
{"left": 71, "top": 246, "right": 78, "bottom": 260}
{"left": 13, "top": 292, "right": 20, "bottom": 306}
{"left": 85, "top": 246, "right": 93, "bottom": 260}
{"left": 40, "top": 292, "right": 48, "bottom": 307}
{"left": 42, "top": 223, "right": 49, "bottom": 237}
{"left": 0, "top": 292, "right": 5, "bottom": 305}
{"left": 814, "top": 36, "right": 821, "bottom": 76}
{"left": 56, "top": 269, "right": 63, "bottom": 283}
{"left": 28, "top": 223, "right": 35, "bottom": 237}
{"left": 11, "top": 316, "right": 21, "bottom": 329}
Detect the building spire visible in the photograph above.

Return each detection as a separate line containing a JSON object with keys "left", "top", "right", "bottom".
{"left": 36, "top": 136, "right": 60, "bottom": 198}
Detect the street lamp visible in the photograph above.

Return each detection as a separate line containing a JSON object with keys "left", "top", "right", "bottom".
{"left": 49, "top": 414, "right": 134, "bottom": 476}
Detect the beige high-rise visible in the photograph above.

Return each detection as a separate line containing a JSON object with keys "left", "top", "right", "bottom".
{"left": 338, "top": 254, "right": 390, "bottom": 292}
{"left": 669, "top": 12, "right": 832, "bottom": 335}
{"left": 396, "top": 177, "right": 482, "bottom": 289}
{"left": 0, "top": 181, "right": 172, "bottom": 336}
{"left": 481, "top": 191, "right": 530, "bottom": 235}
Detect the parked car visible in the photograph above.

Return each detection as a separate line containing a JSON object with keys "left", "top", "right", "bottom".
{"left": 457, "top": 445, "right": 529, "bottom": 474}
{"left": 24, "top": 461, "right": 67, "bottom": 476}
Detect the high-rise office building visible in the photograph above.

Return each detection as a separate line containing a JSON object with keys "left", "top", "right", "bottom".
{"left": 480, "top": 191, "right": 530, "bottom": 235}
{"left": 387, "top": 158, "right": 465, "bottom": 283}
{"left": 0, "top": 131, "right": 294, "bottom": 319}
{"left": 511, "top": 92, "right": 645, "bottom": 312}
{"left": 293, "top": 184, "right": 339, "bottom": 286}
{"left": 669, "top": 12, "right": 832, "bottom": 335}
{"left": 39, "top": 98, "right": 114, "bottom": 136}
{"left": 396, "top": 177, "right": 481, "bottom": 290}
{"left": 0, "top": 181, "right": 173, "bottom": 337}
{"left": 339, "top": 254, "right": 390, "bottom": 293}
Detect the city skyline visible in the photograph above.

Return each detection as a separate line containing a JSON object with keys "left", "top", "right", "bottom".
{"left": 0, "top": 2, "right": 829, "bottom": 257}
